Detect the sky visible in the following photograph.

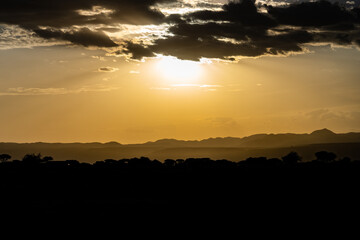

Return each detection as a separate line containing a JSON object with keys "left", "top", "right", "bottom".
{"left": 0, "top": 0, "right": 360, "bottom": 143}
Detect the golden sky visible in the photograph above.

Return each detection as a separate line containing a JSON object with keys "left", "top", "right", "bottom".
{"left": 1, "top": 0, "right": 360, "bottom": 143}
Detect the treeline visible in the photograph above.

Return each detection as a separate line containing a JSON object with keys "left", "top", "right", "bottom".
{"left": 0, "top": 150, "right": 357, "bottom": 169}
{"left": 1, "top": 150, "right": 360, "bottom": 228}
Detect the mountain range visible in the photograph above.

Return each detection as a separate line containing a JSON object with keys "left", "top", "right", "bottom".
{"left": 1, "top": 129, "right": 360, "bottom": 162}
{"left": 140, "top": 128, "right": 360, "bottom": 148}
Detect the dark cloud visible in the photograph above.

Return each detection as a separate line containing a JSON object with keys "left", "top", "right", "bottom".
{"left": 147, "top": 28, "right": 314, "bottom": 61}
{"left": 187, "top": 0, "right": 277, "bottom": 28}
{"left": 0, "top": 0, "right": 175, "bottom": 48}
{"left": 266, "top": 1, "right": 360, "bottom": 48}
{"left": 122, "top": 42, "right": 155, "bottom": 60}
{"left": 264, "top": 30, "right": 314, "bottom": 54}
{"left": 164, "top": 14, "right": 187, "bottom": 24}
{"left": 355, "top": 39, "right": 360, "bottom": 47}
{"left": 267, "top": 0, "right": 356, "bottom": 27}
{"left": 122, "top": 0, "right": 360, "bottom": 61}
{"left": 2, "top": 0, "right": 360, "bottom": 60}
{"left": 321, "top": 22, "right": 356, "bottom": 31}
{"left": 34, "top": 28, "right": 118, "bottom": 47}
{"left": 168, "top": 22, "right": 263, "bottom": 41}
{"left": 150, "top": 36, "right": 266, "bottom": 61}
{"left": 0, "top": 0, "right": 175, "bottom": 28}
{"left": 315, "top": 32, "right": 353, "bottom": 45}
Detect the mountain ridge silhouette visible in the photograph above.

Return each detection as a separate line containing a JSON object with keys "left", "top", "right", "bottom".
{"left": 0, "top": 128, "right": 356, "bottom": 147}
{"left": 1, "top": 129, "right": 360, "bottom": 162}
{"left": 142, "top": 128, "right": 360, "bottom": 148}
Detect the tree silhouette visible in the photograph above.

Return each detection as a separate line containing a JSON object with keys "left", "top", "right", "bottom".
{"left": 22, "top": 153, "right": 42, "bottom": 164}
{"left": 244, "top": 157, "right": 268, "bottom": 165}
{"left": 282, "top": 152, "right": 302, "bottom": 164}
{"left": 42, "top": 156, "right": 54, "bottom": 162}
{"left": 176, "top": 159, "right": 185, "bottom": 165}
{"left": 315, "top": 151, "right": 337, "bottom": 162}
{"left": 0, "top": 154, "right": 11, "bottom": 163}
{"left": 22, "top": 153, "right": 55, "bottom": 164}
{"left": 164, "top": 159, "right": 176, "bottom": 167}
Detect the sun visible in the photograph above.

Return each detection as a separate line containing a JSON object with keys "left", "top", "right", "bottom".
{"left": 156, "top": 56, "right": 202, "bottom": 83}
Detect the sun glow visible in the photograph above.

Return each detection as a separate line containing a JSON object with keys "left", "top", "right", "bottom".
{"left": 156, "top": 56, "right": 202, "bottom": 83}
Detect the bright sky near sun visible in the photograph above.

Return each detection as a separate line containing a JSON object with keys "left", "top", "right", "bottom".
{"left": 1, "top": 0, "right": 360, "bottom": 143}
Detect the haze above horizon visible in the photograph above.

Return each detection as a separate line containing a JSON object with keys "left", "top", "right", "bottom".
{"left": 1, "top": 0, "right": 360, "bottom": 143}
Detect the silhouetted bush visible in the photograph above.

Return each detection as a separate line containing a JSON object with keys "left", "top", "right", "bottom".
{"left": 0, "top": 154, "right": 11, "bottom": 163}
{"left": 268, "top": 158, "right": 283, "bottom": 166}
{"left": 215, "top": 159, "right": 237, "bottom": 168}
{"left": 22, "top": 153, "right": 42, "bottom": 164}
{"left": 42, "top": 156, "right": 53, "bottom": 162}
{"left": 185, "top": 158, "right": 214, "bottom": 168}
{"left": 175, "top": 159, "right": 185, "bottom": 165}
{"left": 339, "top": 157, "right": 351, "bottom": 163}
{"left": 244, "top": 157, "right": 268, "bottom": 165}
{"left": 104, "top": 159, "right": 117, "bottom": 164}
{"left": 164, "top": 159, "right": 176, "bottom": 167}
{"left": 65, "top": 160, "right": 80, "bottom": 166}
{"left": 315, "top": 151, "right": 337, "bottom": 162}
{"left": 282, "top": 152, "right": 302, "bottom": 164}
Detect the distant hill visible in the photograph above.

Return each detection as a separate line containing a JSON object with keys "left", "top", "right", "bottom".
{"left": 1, "top": 129, "right": 360, "bottom": 162}
{"left": 141, "top": 128, "right": 360, "bottom": 148}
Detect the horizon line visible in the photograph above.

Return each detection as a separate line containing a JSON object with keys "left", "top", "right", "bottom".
{"left": 0, "top": 128, "right": 358, "bottom": 145}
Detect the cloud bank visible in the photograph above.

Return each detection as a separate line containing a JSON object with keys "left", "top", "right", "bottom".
{"left": 119, "top": 0, "right": 360, "bottom": 61}
{"left": 0, "top": 0, "right": 175, "bottom": 27}
{"left": 0, "top": 0, "right": 175, "bottom": 47}
{"left": 1, "top": 0, "right": 360, "bottom": 60}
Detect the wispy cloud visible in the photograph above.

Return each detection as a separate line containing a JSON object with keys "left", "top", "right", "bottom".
{"left": 0, "top": 85, "right": 118, "bottom": 96}
{"left": 3, "top": 87, "right": 68, "bottom": 95}
{"left": 0, "top": 24, "right": 63, "bottom": 50}
{"left": 98, "top": 67, "right": 119, "bottom": 72}
{"left": 92, "top": 55, "right": 106, "bottom": 61}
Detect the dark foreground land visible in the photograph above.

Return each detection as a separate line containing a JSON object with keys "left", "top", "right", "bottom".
{"left": 1, "top": 155, "right": 360, "bottom": 235}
